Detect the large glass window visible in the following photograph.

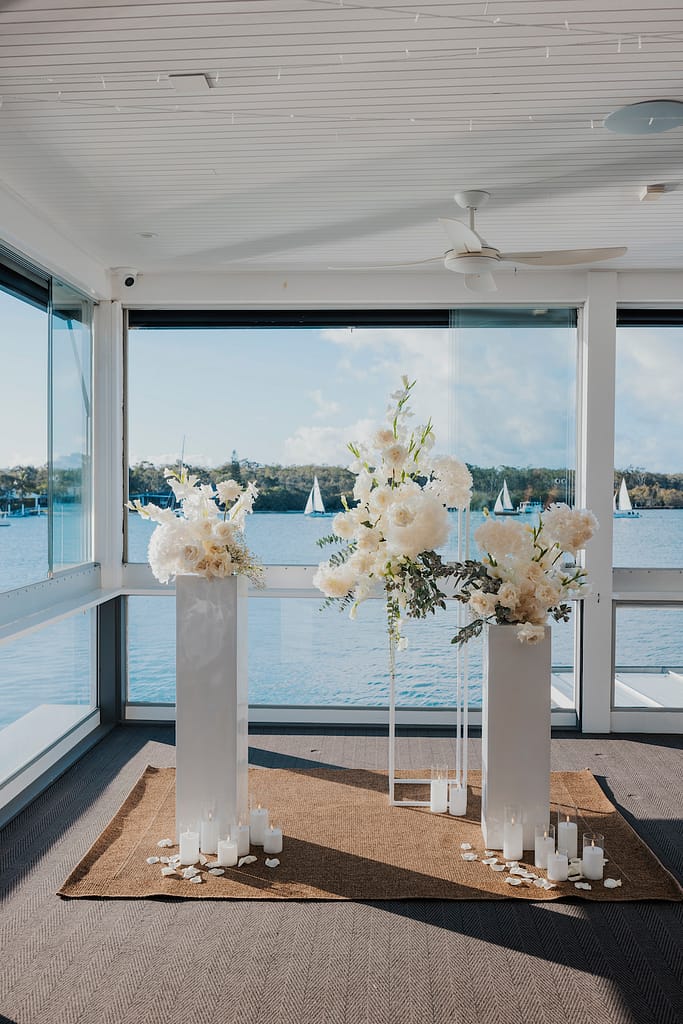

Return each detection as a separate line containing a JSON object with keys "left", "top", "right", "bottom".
{"left": 126, "top": 309, "right": 578, "bottom": 712}
{"left": 614, "top": 605, "right": 683, "bottom": 709}
{"left": 0, "top": 610, "right": 96, "bottom": 786}
{"left": 0, "top": 261, "right": 49, "bottom": 592}
{"left": 615, "top": 313, "right": 683, "bottom": 568}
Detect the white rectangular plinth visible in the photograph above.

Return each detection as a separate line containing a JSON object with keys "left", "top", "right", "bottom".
{"left": 481, "top": 624, "right": 551, "bottom": 850}
{"left": 175, "top": 574, "right": 249, "bottom": 840}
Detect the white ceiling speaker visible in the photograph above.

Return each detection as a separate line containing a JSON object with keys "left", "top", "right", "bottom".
{"left": 331, "top": 190, "right": 627, "bottom": 293}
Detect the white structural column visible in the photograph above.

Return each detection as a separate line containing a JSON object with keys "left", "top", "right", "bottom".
{"left": 175, "top": 574, "right": 249, "bottom": 839}
{"left": 579, "top": 272, "right": 618, "bottom": 733}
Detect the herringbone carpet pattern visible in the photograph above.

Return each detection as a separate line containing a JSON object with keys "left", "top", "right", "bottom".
{"left": 1, "top": 726, "right": 682, "bottom": 1024}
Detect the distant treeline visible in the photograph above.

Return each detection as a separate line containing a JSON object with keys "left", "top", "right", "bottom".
{"left": 125, "top": 459, "right": 683, "bottom": 512}
{"left": 2, "top": 460, "right": 682, "bottom": 511}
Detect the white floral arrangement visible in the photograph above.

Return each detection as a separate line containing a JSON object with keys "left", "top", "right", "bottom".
{"left": 313, "top": 376, "right": 472, "bottom": 641}
{"left": 128, "top": 467, "right": 262, "bottom": 585}
{"left": 450, "top": 504, "right": 598, "bottom": 645}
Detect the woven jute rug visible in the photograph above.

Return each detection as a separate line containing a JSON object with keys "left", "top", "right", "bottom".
{"left": 59, "top": 767, "right": 683, "bottom": 901}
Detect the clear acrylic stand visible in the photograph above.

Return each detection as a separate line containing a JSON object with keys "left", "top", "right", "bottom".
{"left": 388, "top": 507, "right": 471, "bottom": 807}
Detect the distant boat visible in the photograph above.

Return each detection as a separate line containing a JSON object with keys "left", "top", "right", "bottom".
{"left": 493, "top": 479, "right": 520, "bottom": 516}
{"left": 614, "top": 478, "right": 640, "bottom": 518}
{"left": 518, "top": 499, "right": 544, "bottom": 516}
{"left": 304, "top": 476, "right": 326, "bottom": 516}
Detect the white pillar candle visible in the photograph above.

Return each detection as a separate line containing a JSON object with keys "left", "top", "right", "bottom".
{"left": 249, "top": 805, "right": 269, "bottom": 846}
{"left": 179, "top": 830, "right": 200, "bottom": 865}
{"left": 430, "top": 765, "right": 448, "bottom": 813}
{"left": 503, "top": 815, "right": 524, "bottom": 862}
{"left": 546, "top": 850, "right": 569, "bottom": 881}
{"left": 557, "top": 818, "right": 578, "bottom": 860}
{"left": 200, "top": 815, "right": 219, "bottom": 855}
{"left": 448, "top": 782, "right": 467, "bottom": 816}
{"left": 216, "top": 837, "right": 239, "bottom": 867}
{"left": 534, "top": 825, "right": 555, "bottom": 869}
{"left": 263, "top": 826, "right": 283, "bottom": 855}
{"left": 582, "top": 834, "right": 605, "bottom": 880}
{"left": 235, "top": 822, "right": 251, "bottom": 857}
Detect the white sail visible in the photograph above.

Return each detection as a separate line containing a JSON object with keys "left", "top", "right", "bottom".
{"left": 501, "top": 479, "right": 513, "bottom": 510}
{"left": 494, "top": 489, "right": 505, "bottom": 514}
{"left": 617, "top": 477, "right": 632, "bottom": 512}
{"left": 304, "top": 475, "right": 325, "bottom": 515}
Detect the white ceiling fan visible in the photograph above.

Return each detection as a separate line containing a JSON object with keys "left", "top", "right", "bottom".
{"left": 334, "top": 190, "right": 627, "bottom": 293}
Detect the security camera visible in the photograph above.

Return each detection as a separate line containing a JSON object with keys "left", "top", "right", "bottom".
{"left": 114, "top": 267, "right": 139, "bottom": 287}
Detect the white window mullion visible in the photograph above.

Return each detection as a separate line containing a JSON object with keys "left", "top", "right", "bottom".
{"left": 578, "top": 272, "right": 618, "bottom": 732}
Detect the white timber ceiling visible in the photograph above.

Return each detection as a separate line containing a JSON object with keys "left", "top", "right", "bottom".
{"left": 0, "top": 0, "right": 682, "bottom": 277}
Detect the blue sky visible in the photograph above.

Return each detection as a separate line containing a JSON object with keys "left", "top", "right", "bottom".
{"left": 1, "top": 287, "right": 681, "bottom": 473}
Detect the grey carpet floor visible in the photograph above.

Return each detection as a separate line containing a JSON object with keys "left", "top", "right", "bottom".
{"left": 0, "top": 726, "right": 682, "bottom": 1024}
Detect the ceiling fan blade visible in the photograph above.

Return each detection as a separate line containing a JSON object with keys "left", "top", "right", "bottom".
{"left": 439, "top": 218, "right": 482, "bottom": 253}
{"left": 464, "top": 271, "right": 497, "bottom": 293}
{"left": 499, "top": 246, "right": 627, "bottom": 267}
{"left": 327, "top": 256, "right": 442, "bottom": 270}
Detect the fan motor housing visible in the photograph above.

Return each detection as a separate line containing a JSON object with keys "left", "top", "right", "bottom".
{"left": 444, "top": 248, "right": 500, "bottom": 274}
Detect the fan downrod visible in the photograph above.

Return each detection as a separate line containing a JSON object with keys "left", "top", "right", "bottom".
{"left": 454, "top": 189, "right": 490, "bottom": 210}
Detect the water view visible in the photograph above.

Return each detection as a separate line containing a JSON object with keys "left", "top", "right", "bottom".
{"left": 1, "top": 508, "right": 683, "bottom": 731}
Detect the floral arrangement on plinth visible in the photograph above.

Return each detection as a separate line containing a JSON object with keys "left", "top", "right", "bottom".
{"left": 313, "top": 376, "right": 472, "bottom": 644}
{"left": 128, "top": 467, "right": 262, "bottom": 585}
{"left": 449, "top": 504, "right": 598, "bottom": 645}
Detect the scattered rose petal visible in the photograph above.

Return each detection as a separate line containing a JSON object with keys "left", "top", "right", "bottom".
{"left": 160, "top": 866, "right": 177, "bottom": 877}
{"left": 510, "top": 866, "right": 527, "bottom": 876}
{"left": 238, "top": 855, "right": 257, "bottom": 868}
{"left": 208, "top": 868, "right": 225, "bottom": 876}
{"left": 206, "top": 861, "right": 218, "bottom": 868}
{"left": 575, "top": 881, "right": 592, "bottom": 890}
{"left": 461, "top": 852, "right": 478, "bottom": 861}
{"left": 265, "top": 858, "right": 280, "bottom": 868}
{"left": 533, "top": 878, "right": 547, "bottom": 888}
{"left": 159, "top": 856, "right": 171, "bottom": 864}
{"left": 169, "top": 855, "right": 181, "bottom": 865}
{"left": 505, "top": 876, "right": 523, "bottom": 886}
{"left": 189, "top": 875, "right": 203, "bottom": 884}
{"left": 146, "top": 856, "right": 160, "bottom": 865}
{"left": 182, "top": 866, "right": 200, "bottom": 879}
{"left": 157, "top": 839, "right": 174, "bottom": 848}
{"left": 460, "top": 843, "right": 472, "bottom": 850}
{"left": 199, "top": 854, "right": 208, "bottom": 865}
{"left": 482, "top": 857, "right": 498, "bottom": 866}
{"left": 505, "top": 861, "right": 519, "bottom": 869}
{"left": 604, "top": 877, "right": 622, "bottom": 888}
{"left": 491, "top": 864, "right": 506, "bottom": 872}
{"left": 484, "top": 850, "right": 496, "bottom": 857}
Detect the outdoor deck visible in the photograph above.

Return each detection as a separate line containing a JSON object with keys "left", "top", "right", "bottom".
{"left": 1, "top": 726, "right": 681, "bottom": 1024}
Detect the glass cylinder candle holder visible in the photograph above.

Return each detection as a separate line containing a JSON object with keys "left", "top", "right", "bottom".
{"left": 448, "top": 781, "right": 467, "bottom": 816}
{"left": 547, "top": 847, "right": 569, "bottom": 882}
{"left": 430, "top": 764, "right": 448, "bottom": 814}
{"left": 534, "top": 822, "right": 555, "bottom": 869}
{"left": 503, "top": 805, "right": 524, "bottom": 861}
{"left": 582, "top": 832, "right": 605, "bottom": 880}
{"left": 556, "top": 805, "right": 578, "bottom": 860}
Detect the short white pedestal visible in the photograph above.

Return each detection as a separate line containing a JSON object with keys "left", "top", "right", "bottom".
{"left": 481, "top": 624, "right": 551, "bottom": 850}
{"left": 175, "top": 574, "right": 249, "bottom": 840}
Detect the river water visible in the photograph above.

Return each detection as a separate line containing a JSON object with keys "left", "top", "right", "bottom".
{"left": 1, "top": 509, "right": 682, "bottom": 726}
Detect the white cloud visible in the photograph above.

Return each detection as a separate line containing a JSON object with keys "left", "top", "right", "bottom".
{"left": 309, "top": 388, "right": 341, "bottom": 419}
{"left": 283, "top": 418, "right": 376, "bottom": 466}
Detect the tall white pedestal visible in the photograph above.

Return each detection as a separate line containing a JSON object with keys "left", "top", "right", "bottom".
{"left": 481, "top": 624, "right": 551, "bottom": 850}
{"left": 175, "top": 574, "right": 249, "bottom": 840}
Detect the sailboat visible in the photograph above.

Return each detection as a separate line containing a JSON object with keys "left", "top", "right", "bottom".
{"left": 493, "top": 479, "right": 520, "bottom": 516}
{"left": 613, "top": 477, "right": 640, "bottom": 518}
{"left": 304, "top": 475, "right": 326, "bottom": 516}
